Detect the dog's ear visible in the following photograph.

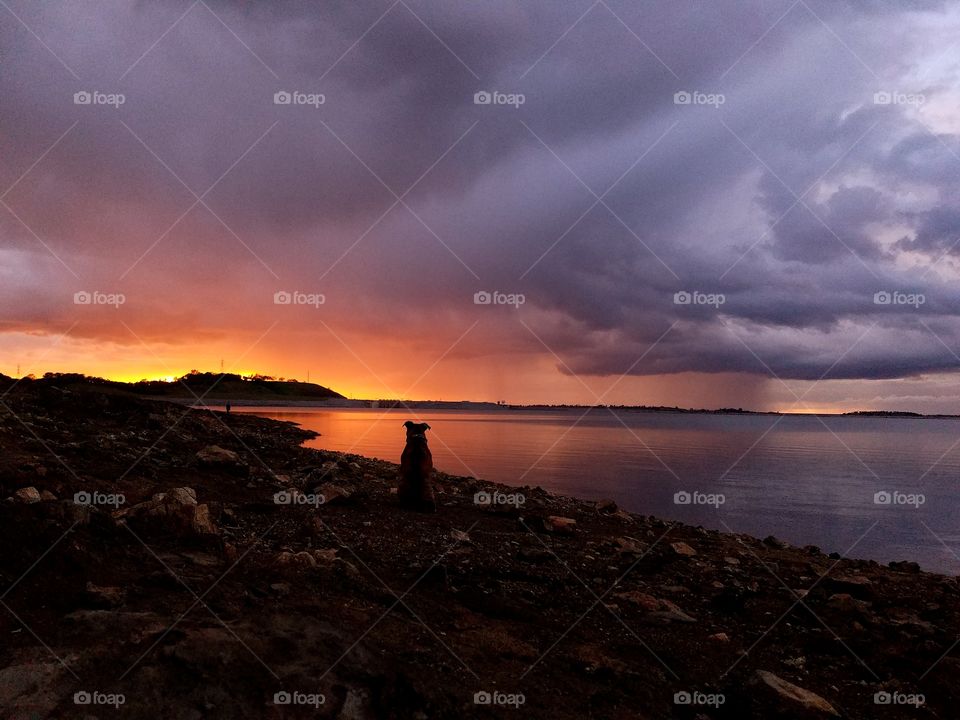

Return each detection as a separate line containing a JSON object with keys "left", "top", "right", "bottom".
{"left": 403, "top": 421, "right": 414, "bottom": 428}
{"left": 423, "top": 423, "right": 431, "bottom": 430}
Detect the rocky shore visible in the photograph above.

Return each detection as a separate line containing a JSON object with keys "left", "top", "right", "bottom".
{"left": 0, "top": 378, "right": 956, "bottom": 718}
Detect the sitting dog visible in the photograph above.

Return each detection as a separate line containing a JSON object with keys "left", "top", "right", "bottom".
{"left": 398, "top": 421, "right": 436, "bottom": 512}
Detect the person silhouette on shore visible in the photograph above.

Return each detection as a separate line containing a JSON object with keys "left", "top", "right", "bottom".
{"left": 225, "top": 401, "right": 231, "bottom": 414}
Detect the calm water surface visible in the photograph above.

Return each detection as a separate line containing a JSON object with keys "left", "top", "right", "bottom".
{"left": 230, "top": 407, "right": 960, "bottom": 574}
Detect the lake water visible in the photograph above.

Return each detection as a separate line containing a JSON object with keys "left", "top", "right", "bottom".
{"left": 229, "top": 407, "right": 960, "bottom": 574}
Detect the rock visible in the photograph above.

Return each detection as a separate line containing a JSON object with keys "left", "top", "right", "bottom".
{"left": 196, "top": 444, "right": 240, "bottom": 465}
{"left": 12, "top": 486, "right": 41, "bottom": 504}
{"left": 276, "top": 551, "right": 317, "bottom": 569}
{"left": 293, "top": 551, "right": 317, "bottom": 568}
{"left": 827, "top": 593, "right": 871, "bottom": 613}
{"left": 613, "top": 591, "right": 661, "bottom": 612}
{"left": 517, "top": 546, "right": 553, "bottom": 563}
{"left": 122, "top": 487, "right": 218, "bottom": 537}
{"left": 763, "top": 535, "right": 790, "bottom": 549}
{"left": 312, "top": 549, "right": 338, "bottom": 563}
{"left": 889, "top": 560, "right": 921, "bottom": 574}
{"left": 616, "top": 591, "right": 696, "bottom": 622}
{"left": 180, "top": 551, "right": 220, "bottom": 567}
{"left": 39, "top": 490, "right": 57, "bottom": 501}
{"left": 84, "top": 582, "right": 126, "bottom": 608}
{"left": 885, "top": 609, "right": 936, "bottom": 634}
{"left": 671, "top": 541, "right": 697, "bottom": 557}
{"left": 334, "top": 557, "right": 362, "bottom": 578}
{"left": 191, "top": 503, "right": 217, "bottom": 535}
{"left": 708, "top": 632, "right": 730, "bottom": 642}
{"left": 544, "top": 516, "right": 576, "bottom": 534}
{"left": 316, "top": 482, "right": 353, "bottom": 505}
{"left": 754, "top": 670, "right": 839, "bottom": 716}
{"left": 595, "top": 498, "right": 618, "bottom": 513}
{"left": 613, "top": 537, "right": 645, "bottom": 555}
{"left": 824, "top": 574, "right": 872, "bottom": 598}
{"left": 450, "top": 529, "right": 471, "bottom": 544}
{"left": 651, "top": 598, "right": 697, "bottom": 623}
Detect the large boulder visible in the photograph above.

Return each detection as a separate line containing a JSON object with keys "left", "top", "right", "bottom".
{"left": 196, "top": 445, "right": 247, "bottom": 475}
{"left": 752, "top": 670, "right": 839, "bottom": 716}
{"left": 122, "top": 487, "right": 218, "bottom": 536}
{"left": 12, "top": 486, "right": 41, "bottom": 504}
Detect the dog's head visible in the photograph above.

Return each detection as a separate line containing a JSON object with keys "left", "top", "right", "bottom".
{"left": 403, "top": 421, "right": 431, "bottom": 441}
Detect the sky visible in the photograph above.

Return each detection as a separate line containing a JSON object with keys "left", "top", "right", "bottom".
{"left": 2, "top": 0, "right": 960, "bottom": 411}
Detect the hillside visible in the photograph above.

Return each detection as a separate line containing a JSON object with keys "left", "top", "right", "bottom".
{"left": 16, "top": 372, "right": 345, "bottom": 402}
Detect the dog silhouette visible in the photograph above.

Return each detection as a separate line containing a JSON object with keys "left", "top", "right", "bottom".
{"left": 398, "top": 421, "right": 436, "bottom": 512}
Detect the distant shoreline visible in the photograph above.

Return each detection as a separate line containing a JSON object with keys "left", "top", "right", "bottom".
{"left": 166, "top": 397, "right": 960, "bottom": 419}
{"left": 7, "top": 372, "right": 956, "bottom": 418}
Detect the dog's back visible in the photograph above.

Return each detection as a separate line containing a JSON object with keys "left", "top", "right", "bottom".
{"left": 398, "top": 421, "right": 436, "bottom": 512}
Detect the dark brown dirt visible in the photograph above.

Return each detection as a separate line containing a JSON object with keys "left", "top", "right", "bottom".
{"left": 0, "top": 377, "right": 956, "bottom": 718}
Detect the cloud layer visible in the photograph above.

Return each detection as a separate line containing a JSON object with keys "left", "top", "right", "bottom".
{"left": 2, "top": 0, "right": 960, "bottom": 409}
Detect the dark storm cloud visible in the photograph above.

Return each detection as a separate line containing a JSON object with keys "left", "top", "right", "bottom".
{"left": 2, "top": 0, "right": 960, "bottom": 385}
